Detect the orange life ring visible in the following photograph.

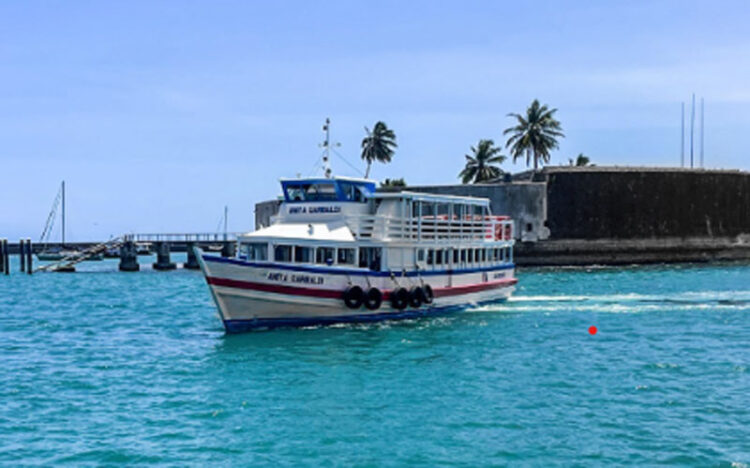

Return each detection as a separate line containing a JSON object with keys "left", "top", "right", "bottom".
{"left": 494, "top": 224, "right": 502, "bottom": 240}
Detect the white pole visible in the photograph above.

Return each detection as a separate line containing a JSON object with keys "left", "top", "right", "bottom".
{"left": 700, "top": 97, "right": 705, "bottom": 168}
{"left": 681, "top": 102, "right": 685, "bottom": 167}
{"left": 690, "top": 93, "right": 695, "bottom": 168}
{"left": 62, "top": 180, "right": 66, "bottom": 246}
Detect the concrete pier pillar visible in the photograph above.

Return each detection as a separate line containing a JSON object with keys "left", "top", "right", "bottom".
{"left": 0, "top": 239, "right": 6, "bottom": 275}
{"left": 119, "top": 240, "right": 140, "bottom": 272}
{"left": 26, "top": 238, "right": 32, "bottom": 274}
{"left": 183, "top": 242, "right": 200, "bottom": 269}
{"left": 153, "top": 242, "right": 176, "bottom": 270}
{"left": 19, "top": 239, "right": 26, "bottom": 273}
{"left": 221, "top": 241, "right": 236, "bottom": 258}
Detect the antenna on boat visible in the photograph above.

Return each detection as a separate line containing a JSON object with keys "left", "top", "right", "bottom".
{"left": 319, "top": 118, "right": 340, "bottom": 178}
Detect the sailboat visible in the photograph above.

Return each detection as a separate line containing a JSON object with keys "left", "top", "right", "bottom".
{"left": 37, "top": 181, "right": 102, "bottom": 261}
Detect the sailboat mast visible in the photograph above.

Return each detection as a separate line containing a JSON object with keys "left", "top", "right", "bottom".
{"left": 62, "top": 180, "right": 66, "bottom": 246}
{"left": 224, "top": 205, "right": 228, "bottom": 240}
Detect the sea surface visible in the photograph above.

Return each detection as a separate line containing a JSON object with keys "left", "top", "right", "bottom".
{"left": 1, "top": 256, "right": 748, "bottom": 466}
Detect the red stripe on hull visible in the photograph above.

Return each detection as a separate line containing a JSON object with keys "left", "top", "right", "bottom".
{"left": 433, "top": 278, "right": 518, "bottom": 297}
{"left": 207, "top": 277, "right": 343, "bottom": 298}
{"left": 206, "top": 276, "right": 517, "bottom": 299}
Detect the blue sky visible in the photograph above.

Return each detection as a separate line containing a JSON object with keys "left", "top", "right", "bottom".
{"left": 2, "top": 0, "right": 749, "bottom": 240}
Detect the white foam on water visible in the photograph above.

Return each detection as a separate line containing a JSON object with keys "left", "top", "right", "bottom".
{"left": 511, "top": 290, "right": 750, "bottom": 303}
{"left": 469, "top": 290, "right": 750, "bottom": 314}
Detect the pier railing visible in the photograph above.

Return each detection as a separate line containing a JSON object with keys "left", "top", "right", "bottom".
{"left": 345, "top": 215, "right": 514, "bottom": 243}
{"left": 124, "top": 232, "right": 244, "bottom": 243}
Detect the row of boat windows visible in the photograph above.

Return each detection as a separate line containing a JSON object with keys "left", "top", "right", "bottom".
{"left": 242, "top": 242, "right": 511, "bottom": 270}
{"left": 244, "top": 243, "right": 358, "bottom": 266}
{"left": 420, "top": 247, "right": 512, "bottom": 266}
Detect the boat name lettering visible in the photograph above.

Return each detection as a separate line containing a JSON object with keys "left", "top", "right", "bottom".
{"left": 267, "top": 272, "right": 324, "bottom": 285}
{"left": 288, "top": 206, "right": 341, "bottom": 214}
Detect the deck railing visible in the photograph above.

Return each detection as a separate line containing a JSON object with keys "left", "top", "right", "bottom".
{"left": 344, "top": 215, "right": 514, "bottom": 243}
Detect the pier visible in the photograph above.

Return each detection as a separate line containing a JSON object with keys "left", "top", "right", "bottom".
{"left": 0, "top": 232, "right": 241, "bottom": 274}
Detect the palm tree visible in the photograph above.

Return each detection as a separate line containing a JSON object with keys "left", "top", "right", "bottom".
{"left": 504, "top": 99, "right": 564, "bottom": 170}
{"left": 458, "top": 139, "right": 506, "bottom": 184}
{"left": 380, "top": 178, "right": 407, "bottom": 188}
{"left": 361, "top": 121, "right": 397, "bottom": 178}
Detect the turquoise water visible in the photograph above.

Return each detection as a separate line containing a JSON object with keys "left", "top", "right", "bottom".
{"left": 1, "top": 256, "right": 748, "bottom": 466}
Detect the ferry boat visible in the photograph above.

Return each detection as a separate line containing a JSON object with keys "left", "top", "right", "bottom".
{"left": 195, "top": 176, "right": 517, "bottom": 332}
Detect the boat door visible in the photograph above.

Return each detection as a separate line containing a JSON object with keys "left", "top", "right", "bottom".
{"left": 416, "top": 248, "right": 427, "bottom": 271}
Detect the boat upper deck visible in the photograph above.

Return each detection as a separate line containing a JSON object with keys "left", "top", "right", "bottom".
{"left": 248, "top": 177, "right": 514, "bottom": 245}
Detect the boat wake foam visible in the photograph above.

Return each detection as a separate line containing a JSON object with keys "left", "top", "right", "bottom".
{"left": 469, "top": 290, "right": 750, "bottom": 314}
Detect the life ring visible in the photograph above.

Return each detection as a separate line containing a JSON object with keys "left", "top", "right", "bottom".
{"left": 494, "top": 224, "right": 503, "bottom": 240}
{"left": 409, "top": 287, "right": 423, "bottom": 308}
{"left": 364, "top": 288, "right": 382, "bottom": 310}
{"left": 423, "top": 284, "right": 434, "bottom": 304}
{"left": 504, "top": 224, "right": 512, "bottom": 240}
{"left": 343, "top": 285, "right": 364, "bottom": 309}
{"left": 390, "top": 287, "right": 409, "bottom": 310}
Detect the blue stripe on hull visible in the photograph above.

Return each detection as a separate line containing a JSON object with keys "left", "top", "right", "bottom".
{"left": 222, "top": 299, "right": 506, "bottom": 333}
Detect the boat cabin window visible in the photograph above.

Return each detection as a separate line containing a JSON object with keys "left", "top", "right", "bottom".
{"left": 467, "top": 249, "right": 473, "bottom": 264}
{"left": 274, "top": 245, "right": 293, "bottom": 262}
{"left": 435, "top": 250, "right": 443, "bottom": 265}
{"left": 282, "top": 179, "right": 374, "bottom": 203}
{"left": 461, "top": 249, "right": 467, "bottom": 264}
{"left": 294, "top": 246, "right": 313, "bottom": 263}
{"left": 426, "top": 249, "right": 434, "bottom": 266}
{"left": 453, "top": 249, "right": 459, "bottom": 264}
{"left": 417, "top": 249, "right": 425, "bottom": 262}
{"left": 285, "top": 182, "right": 338, "bottom": 202}
{"left": 358, "top": 247, "right": 382, "bottom": 271}
{"left": 337, "top": 248, "right": 355, "bottom": 265}
{"left": 338, "top": 181, "right": 368, "bottom": 203}
{"left": 316, "top": 247, "right": 335, "bottom": 265}
{"left": 245, "top": 242, "right": 268, "bottom": 261}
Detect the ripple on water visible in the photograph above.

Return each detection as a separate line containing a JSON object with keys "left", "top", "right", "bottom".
{"left": 0, "top": 263, "right": 749, "bottom": 465}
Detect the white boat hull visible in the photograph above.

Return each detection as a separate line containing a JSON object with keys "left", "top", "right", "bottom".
{"left": 197, "top": 250, "right": 516, "bottom": 332}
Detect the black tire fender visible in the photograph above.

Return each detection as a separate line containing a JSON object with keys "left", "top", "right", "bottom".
{"left": 364, "top": 288, "right": 383, "bottom": 311}
{"left": 343, "top": 285, "right": 364, "bottom": 309}
{"left": 409, "top": 287, "right": 423, "bottom": 308}
{"left": 423, "top": 284, "right": 434, "bottom": 304}
{"left": 390, "top": 287, "right": 409, "bottom": 310}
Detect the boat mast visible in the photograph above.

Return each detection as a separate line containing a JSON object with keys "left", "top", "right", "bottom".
{"left": 322, "top": 118, "right": 332, "bottom": 178}
{"left": 319, "top": 118, "right": 341, "bottom": 178}
{"left": 62, "top": 180, "right": 66, "bottom": 246}
{"left": 224, "top": 205, "right": 228, "bottom": 241}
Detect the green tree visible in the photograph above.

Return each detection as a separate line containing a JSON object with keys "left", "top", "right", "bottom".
{"left": 361, "top": 121, "right": 397, "bottom": 178}
{"left": 568, "top": 154, "right": 591, "bottom": 166}
{"left": 380, "top": 178, "right": 407, "bottom": 188}
{"left": 504, "top": 99, "right": 564, "bottom": 170}
{"left": 458, "top": 139, "right": 506, "bottom": 184}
